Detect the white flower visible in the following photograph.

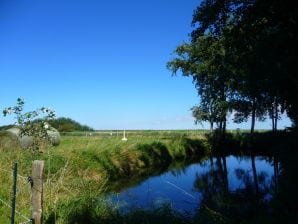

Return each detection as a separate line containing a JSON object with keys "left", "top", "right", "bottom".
{"left": 44, "top": 124, "right": 49, "bottom": 129}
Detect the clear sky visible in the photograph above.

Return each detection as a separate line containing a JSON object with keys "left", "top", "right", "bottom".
{"left": 0, "top": 0, "right": 291, "bottom": 130}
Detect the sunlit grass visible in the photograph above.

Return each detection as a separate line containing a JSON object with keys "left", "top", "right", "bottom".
{"left": 1, "top": 129, "right": 295, "bottom": 223}
{"left": 0, "top": 130, "right": 208, "bottom": 223}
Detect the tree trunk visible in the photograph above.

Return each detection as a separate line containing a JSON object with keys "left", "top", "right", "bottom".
{"left": 271, "top": 97, "right": 279, "bottom": 133}
{"left": 274, "top": 102, "right": 278, "bottom": 132}
{"left": 271, "top": 108, "right": 275, "bottom": 132}
{"left": 219, "top": 120, "right": 223, "bottom": 132}
{"left": 223, "top": 120, "right": 226, "bottom": 133}
{"left": 251, "top": 108, "right": 256, "bottom": 134}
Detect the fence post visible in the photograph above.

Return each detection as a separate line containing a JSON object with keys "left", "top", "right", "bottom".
{"left": 10, "top": 163, "right": 17, "bottom": 224}
{"left": 32, "top": 160, "right": 44, "bottom": 224}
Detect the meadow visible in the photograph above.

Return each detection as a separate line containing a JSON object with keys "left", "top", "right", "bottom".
{"left": 0, "top": 130, "right": 210, "bottom": 223}
{"left": 2, "top": 129, "right": 296, "bottom": 223}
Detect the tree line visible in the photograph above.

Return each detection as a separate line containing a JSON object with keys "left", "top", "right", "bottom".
{"left": 48, "top": 117, "right": 94, "bottom": 132}
{"left": 167, "top": 0, "right": 298, "bottom": 133}
{"left": 0, "top": 117, "right": 94, "bottom": 132}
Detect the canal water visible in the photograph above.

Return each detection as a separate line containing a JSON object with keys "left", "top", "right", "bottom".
{"left": 108, "top": 155, "right": 276, "bottom": 215}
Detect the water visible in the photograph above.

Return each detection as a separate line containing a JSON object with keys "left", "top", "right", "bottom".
{"left": 108, "top": 155, "right": 276, "bottom": 215}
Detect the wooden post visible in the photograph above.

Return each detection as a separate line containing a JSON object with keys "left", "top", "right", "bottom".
{"left": 32, "top": 160, "right": 44, "bottom": 224}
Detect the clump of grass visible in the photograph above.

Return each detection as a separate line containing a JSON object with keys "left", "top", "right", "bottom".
{"left": 43, "top": 172, "right": 110, "bottom": 224}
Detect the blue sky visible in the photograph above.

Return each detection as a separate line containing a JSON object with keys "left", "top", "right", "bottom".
{"left": 0, "top": 0, "right": 291, "bottom": 130}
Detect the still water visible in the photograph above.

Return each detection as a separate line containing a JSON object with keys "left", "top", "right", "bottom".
{"left": 109, "top": 155, "right": 276, "bottom": 215}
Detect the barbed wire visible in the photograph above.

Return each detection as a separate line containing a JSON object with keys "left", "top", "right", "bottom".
{"left": 0, "top": 197, "right": 32, "bottom": 223}
{"left": 0, "top": 165, "right": 33, "bottom": 223}
{"left": 0, "top": 167, "right": 29, "bottom": 181}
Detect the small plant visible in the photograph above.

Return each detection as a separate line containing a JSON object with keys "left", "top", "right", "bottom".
{"left": 3, "top": 98, "right": 56, "bottom": 151}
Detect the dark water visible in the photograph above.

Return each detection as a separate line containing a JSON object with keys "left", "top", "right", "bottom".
{"left": 109, "top": 155, "right": 277, "bottom": 215}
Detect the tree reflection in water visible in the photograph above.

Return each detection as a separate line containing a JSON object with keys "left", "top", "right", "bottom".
{"left": 193, "top": 154, "right": 298, "bottom": 224}
{"left": 108, "top": 153, "right": 298, "bottom": 224}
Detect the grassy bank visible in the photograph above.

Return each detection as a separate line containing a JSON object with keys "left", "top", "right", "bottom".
{"left": 2, "top": 129, "right": 296, "bottom": 223}
{"left": 0, "top": 130, "right": 209, "bottom": 223}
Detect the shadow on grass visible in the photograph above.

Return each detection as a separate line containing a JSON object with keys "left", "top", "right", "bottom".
{"left": 46, "top": 198, "right": 192, "bottom": 224}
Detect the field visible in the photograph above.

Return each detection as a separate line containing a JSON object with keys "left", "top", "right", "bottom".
{"left": 0, "top": 130, "right": 210, "bottom": 223}
{"left": 1, "top": 129, "right": 296, "bottom": 223}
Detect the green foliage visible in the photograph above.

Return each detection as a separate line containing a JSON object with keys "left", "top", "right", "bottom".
{"left": 168, "top": 0, "right": 298, "bottom": 131}
{"left": 3, "top": 98, "right": 56, "bottom": 151}
{"left": 167, "top": 32, "right": 234, "bottom": 133}
{"left": 48, "top": 117, "right": 94, "bottom": 132}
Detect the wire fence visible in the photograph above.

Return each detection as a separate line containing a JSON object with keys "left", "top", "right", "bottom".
{"left": 0, "top": 164, "right": 33, "bottom": 223}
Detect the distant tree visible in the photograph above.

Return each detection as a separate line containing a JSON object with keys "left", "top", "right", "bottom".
{"left": 231, "top": 97, "right": 267, "bottom": 133}
{"left": 191, "top": 102, "right": 217, "bottom": 132}
{"left": 267, "top": 96, "right": 286, "bottom": 133}
{"left": 0, "top": 124, "right": 15, "bottom": 131}
{"left": 48, "top": 117, "right": 94, "bottom": 132}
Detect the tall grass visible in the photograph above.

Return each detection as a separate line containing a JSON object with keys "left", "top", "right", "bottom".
{"left": 0, "top": 130, "right": 209, "bottom": 223}
{"left": 0, "top": 132, "right": 32, "bottom": 223}
{"left": 2, "top": 129, "right": 296, "bottom": 223}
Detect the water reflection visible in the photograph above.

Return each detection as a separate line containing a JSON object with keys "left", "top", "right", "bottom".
{"left": 108, "top": 155, "right": 277, "bottom": 216}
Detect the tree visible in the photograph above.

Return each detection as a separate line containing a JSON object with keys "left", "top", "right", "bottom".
{"left": 224, "top": 0, "right": 290, "bottom": 132}
{"left": 170, "top": 0, "right": 298, "bottom": 131}
{"left": 190, "top": 0, "right": 273, "bottom": 133}
{"left": 48, "top": 117, "right": 94, "bottom": 132}
{"left": 224, "top": 0, "right": 298, "bottom": 127}
{"left": 231, "top": 98, "right": 267, "bottom": 133}
{"left": 167, "top": 34, "right": 234, "bottom": 133}
{"left": 191, "top": 102, "right": 217, "bottom": 132}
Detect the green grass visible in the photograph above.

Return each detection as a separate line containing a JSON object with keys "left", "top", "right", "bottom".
{"left": 1, "top": 129, "right": 297, "bottom": 223}
{"left": 0, "top": 130, "right": 209, "bottom": 223}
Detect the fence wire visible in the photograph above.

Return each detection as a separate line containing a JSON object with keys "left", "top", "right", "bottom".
{"left": 0, "top": 165, "right": 32, "bottom": 223}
